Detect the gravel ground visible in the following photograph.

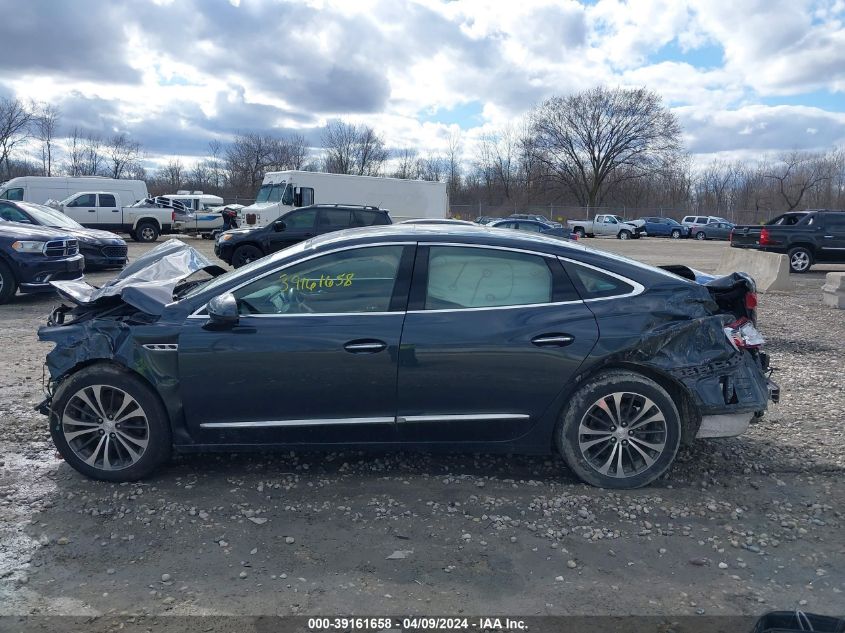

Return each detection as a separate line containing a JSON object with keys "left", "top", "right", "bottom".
{"left": 0, "top": 236, "right": 843, "bottom": 618}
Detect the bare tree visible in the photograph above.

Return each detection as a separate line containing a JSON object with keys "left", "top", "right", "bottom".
{"left": 104, "top": 133, "right": 142, "bottom": 179}
{"left": 0, "top": 97, "right": 34, "bottom": 178}
{"left": 35, "top": 103, "right": 60, "bottom": 176}
{"left": 445, "top": 130, "right": 462, "bottom": 196}
{"left": 764, "top": 151, "right": 835, "bottom": 211}
{"left": 160, "top": 159, "right": 184, "bottom": 190}
{"left": 64, "top": 127, "right": 85, "bottom": 176}
{"left": 392, "top": 147, "right": 420, "bottom": 179}
{"left": 208, "top": 139, "right": 224, "bottom": 189}
{"left": 322, "top": 120, "right": 388, "bottom": 176}
{"left": 82, "top": 133, "right": 103, "bottom": 176}
{"left": 530, "top": 86, "right": 682, "bottom": 208}
{"left": 419, "top": 153, "right": 446, "bottom": 182}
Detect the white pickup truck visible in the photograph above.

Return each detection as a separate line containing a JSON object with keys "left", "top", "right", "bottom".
{"left": 53, "top": 192, "right": 174, "bottom": 242}
{"left": 566, "top": 214, "right": 645, "bottom": 240}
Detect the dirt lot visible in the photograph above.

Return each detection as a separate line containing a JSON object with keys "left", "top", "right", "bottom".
{"left": 1, "top": 236, "right": 843, "bottom": 619}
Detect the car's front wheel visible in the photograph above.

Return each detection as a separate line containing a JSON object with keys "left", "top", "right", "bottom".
{"left": 0, "top": 260, "right": 16, "bottom": 305}
{"left": 231, "top": 244, "right": 264, "bottom": 268}
{"left": 49, "top": 364, "right": 172, "bottom": 482}
{"left": 670, "top": 229, "right": 682, "bottom": 239}
{"left": 618, "top": 230, "right": 631, "bottom": 240}
{"left": 556, "top": 370, "right": 681, "bottom": 488}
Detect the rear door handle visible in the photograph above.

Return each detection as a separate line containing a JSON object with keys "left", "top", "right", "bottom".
{"left": 344, "top": 339, "right": 387, "bottom": 353}
{"left": 531, "top": 334, "right": 575, "bottom": 347}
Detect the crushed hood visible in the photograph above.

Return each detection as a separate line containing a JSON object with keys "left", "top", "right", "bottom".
{"left": 49, "top": 239, "right": 226, "bottom": 315}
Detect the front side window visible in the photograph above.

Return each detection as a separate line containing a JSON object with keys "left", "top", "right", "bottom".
{"left": 99, "top": 194, "right": 116, "bottom": 207}
{"left": 425, "top": 247, "right": 553, "bottom": 310}
{"left": 233, "top": 246, "right": 404, "bottom": 315}
{"left": 284, "top": 209, "right": 316, "bottom": 230}
{"left": 67, "top": 193, "right": 96, "bottom": 207}
{"left": 1, "top": 188, "right": 23, "bottom": 201}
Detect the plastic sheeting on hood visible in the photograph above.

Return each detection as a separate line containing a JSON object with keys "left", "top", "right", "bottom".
{"left": 49, "top": 239, "right": 226, "bottom": 315}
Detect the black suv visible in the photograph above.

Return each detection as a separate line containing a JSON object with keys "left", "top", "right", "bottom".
{"left": 215, "top": 204, "right": 392, "bottom": 267}
{"left": 0, "top": 221, "right": 85, "bottom": 304}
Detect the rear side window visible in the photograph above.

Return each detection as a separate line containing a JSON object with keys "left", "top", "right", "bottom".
{"left": 99, "top": 194, "right": 116, "bottom": 207}
{"left": 824, "top": 215, "right": 845, "bottom": 228}
{"left": 682, "top": 216, "right": 694, "bottom": 223}
{"left": 424, "top": 247, "right": 553, "bottom": 309}
{"left": 566, "top": 262, "right": 635, "bottom": 300}
{"left": 352, "top": 210, "right": 387, "bottom": 226}
{"left": 318, "top": 209, "right": 351, "bottom": 230}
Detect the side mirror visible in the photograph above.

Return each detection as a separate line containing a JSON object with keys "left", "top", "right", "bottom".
{"left": 274, "top": 221, "right": 286, "bottom": 232}
{"left": 206, "top": 293, "right": 239, "bottom": 328}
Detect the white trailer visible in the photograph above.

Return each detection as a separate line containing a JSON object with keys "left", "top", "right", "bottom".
{"left": 240, "top": 171, "right": 448, "bottom": 227}
{"left": 0, "top": 176, "right": 148, "bottom": 206}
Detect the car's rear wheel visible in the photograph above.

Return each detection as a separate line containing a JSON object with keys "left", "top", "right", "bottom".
{"left": 670, "top": 229, "right": 682, "bottom": 239}
{"left": 573, "top": 228, "right": 586, "bottom": 239}
{"left": 618, "top": 230, "right": 631, "bottom": 240}
{"left": 787, "top": 246, "right": 812, "bottom": 273}
{"left": 0, "top": 260, "right": 16, "bottom": 305}
{"left": 136, "top": 222, "right": 160, "bottom": 242}
{"left": 695, "top": 231, "right": 706, "bottom": 240}
{"left": 49, "top": 365, "right": 171, "bottom": 482}
{"left": 556, "top": 370, "right": 681, "bottom": 489}
{"left": 231, "top": 244, "right": 264, "bottom": 268}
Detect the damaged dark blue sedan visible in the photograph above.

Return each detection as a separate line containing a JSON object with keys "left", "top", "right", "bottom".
{"left": 37, "top": 226, "right": 778, "bottom": 488}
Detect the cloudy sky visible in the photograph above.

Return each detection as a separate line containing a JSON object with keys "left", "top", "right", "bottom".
{"left": 1, "top": 0, "right": 844, "bottom": 168}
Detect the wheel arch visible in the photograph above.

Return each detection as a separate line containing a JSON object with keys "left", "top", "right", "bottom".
{"left": 553, "top": 361, "right": 701, "bottom": 448}
{"left": 132, "top": 216, "right": 163, "bottom": 230}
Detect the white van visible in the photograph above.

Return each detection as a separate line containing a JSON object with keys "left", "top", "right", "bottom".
{"left": 240, "top": 171, "right": 448, "bottom": 227}
{"left": 0, "top": 176, "right": 148, "bottom": 207}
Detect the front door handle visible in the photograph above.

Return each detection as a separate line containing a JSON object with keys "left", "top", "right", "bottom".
{"left": 344, "top": 339, "right": 387, "bottom": 353}
{"left": 531, "top": 334, "right": 574, "bottom": 347}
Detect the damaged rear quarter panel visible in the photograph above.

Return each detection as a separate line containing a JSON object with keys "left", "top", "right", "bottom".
{"left": 579, "top": 281, "right": 770, "bottom": 439}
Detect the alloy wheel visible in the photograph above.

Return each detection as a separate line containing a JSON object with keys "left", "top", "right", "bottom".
{"left": 62, "top": 384, "right": 150, "bottom": 470}
{"left": 578, "top": 392, "right": 668, "bottom": 479}
{"left": 790, "top": 251, "right": 810, "bottom": 272}
{"left": 695, "top": 231, "right": 705, "bottom": 240}
{"left": 141, "top": 227, "right": 155, "bottom": 241}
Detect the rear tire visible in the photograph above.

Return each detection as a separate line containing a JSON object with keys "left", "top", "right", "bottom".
{"left": 231, "top": 244, "right": 264, "bottom": 268}
{"left": 787, "top": 246, "right": 812, "bottom": 273}
{"left": 695, "top": 231, "right": 706, "bottom": 240}
{"left": 573, "top": 228, "right": 586, "bottom": 239}
{"left": 556, "top": 370, "right": 681, "bottom": 489}
{"left": 136, "top": 222, "right": 160, "bottom": 243}
{"left": 0, "top": 260, "right": 17, "bottom": 304}
{"left": 49, "top": 364, "right": 171, "bottom": 482}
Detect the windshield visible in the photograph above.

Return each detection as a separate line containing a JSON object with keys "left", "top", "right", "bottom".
{"left": 254, "top": 182, "right": 287, "bottom": 203}
{"left": 23, "top": 203, "right": 83, "bottom": 228}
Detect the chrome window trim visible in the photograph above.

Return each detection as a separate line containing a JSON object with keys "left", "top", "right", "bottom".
{"left": 200, "top": 417, "right": 395, "bottom": 429}
{"left": 188, "top": 241, "right": 415, "bottom": 318}
{"left": 557, "top": 256, "right": 645, "bottom": 302}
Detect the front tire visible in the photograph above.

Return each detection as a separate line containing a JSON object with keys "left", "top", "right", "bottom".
{"left": 231, "top": 244, "right": 264, "bottom": 268}
{"left": 556, "top": 370, "right": 681, "bottom": 489}
{"left": 670, "top": 229, "right": 682, "bottom": 239}
{"left": 618, "top": 230, "right": 631, "bottom": 240}
{"left": 787, "top": 246, "right": 813, "bottom": 273}
{"left": 0, "top": 260, "right": 16, "bottom": 304}
{"left": 49, "top": 365, "right": 171, "bottom": 482}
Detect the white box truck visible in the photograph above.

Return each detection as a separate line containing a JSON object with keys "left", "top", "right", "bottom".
{"left": 0, "top": 176, "right": 148, "bottom": 206}
{"left": 240, "top": 171, "right": 448, "bottom": 227}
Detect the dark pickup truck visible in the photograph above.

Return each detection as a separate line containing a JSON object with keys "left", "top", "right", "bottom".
{"left": 730, "top": 210, "right": 845, "bottom": 273}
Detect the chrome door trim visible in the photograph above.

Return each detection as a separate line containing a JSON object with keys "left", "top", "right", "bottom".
{"left": 531, "top": 335, "right": 574, "bottom": 345}
{"left": 188, "top": 241, "right": 416, "bottom": 318}
{"left": 398, "top": 413, "right": 530, "bottom": 423}
{"left": 142, "top": 343, "right": 179, "bottom": 351}
{"left": 344, "top": 342, "right": 387, "bottom": 352}
{"left": 200, "top": 417, "right": 396, "bottom": 429}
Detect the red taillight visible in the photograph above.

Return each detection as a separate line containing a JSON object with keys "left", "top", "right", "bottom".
{"left": 759, "top": 228, "right": 771, "bottom": 245}
{"left": 745, "top": 292, "right": 758, "bottom": 310}
{"left": 724, "top": 317, "right": 765, "bottom": 349}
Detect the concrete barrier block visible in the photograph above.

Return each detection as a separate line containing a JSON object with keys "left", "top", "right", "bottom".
{"left": 714, "top": 248, "right": 794, "bottom": 292}
{"left": 822, "top": 272, "right": 845, "bottom": 309}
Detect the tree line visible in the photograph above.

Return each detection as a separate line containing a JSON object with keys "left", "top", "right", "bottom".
{"left": 2, "top": 90, "right": 843, "bottom": 221}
